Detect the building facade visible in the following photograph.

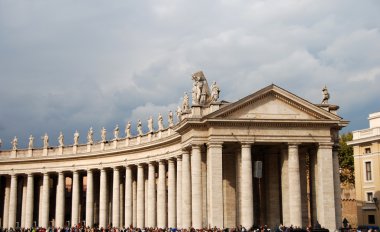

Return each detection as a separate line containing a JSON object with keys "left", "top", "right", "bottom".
{"left": 349, "top": 112, "right": 380, "bottom": 226}
{"left": 0, "top": 73, "right": 347, "bottom": 231}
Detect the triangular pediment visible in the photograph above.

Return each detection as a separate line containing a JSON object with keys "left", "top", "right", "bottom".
{"left": 206, "top": 84, "right": 342, "bottom": 121}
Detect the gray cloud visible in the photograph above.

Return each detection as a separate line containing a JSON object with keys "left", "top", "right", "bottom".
{"left": 1, "top": 0, "right": 380, "bottom": 149}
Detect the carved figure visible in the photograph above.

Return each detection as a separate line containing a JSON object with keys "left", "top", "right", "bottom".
{"left": 125, "top": 121, "right": 131, "bottom": 138}
{"left": 137, "top": 120, "right": 143, "bottom": 136}
{"left": 11, "top": 136, "right": 18, "bottom": 150}
{"left": 28, "top": 135, "right": 34, "bottom": 149}
{"left": 114, "top": 124, "right": 120, "bottom": 139}
{"left": 158, "top": 113, "right": 164, "bottom": 131}
{"left": 192, "top": 70, "right": 211, "bottom": 105}
{"left": 0, "top": 138, "right": 2, "bottom": 148}
{"left": 176, "top": 106, "right": 182, "bottom": 122}
{"left": 148, "top": 116, "right": 154, "bottom": 133}
{"left": 58, "top": 132, "right": 64, "bottom": 147}
{"left": 322, "top": 86, "right": 330, "bottom": 104}
{"left": 73, "top": 130, "right": 79, "bottom": 145}
{"left": 210, "top": 81, "right": 220, "bottom": 102}
{"left": 42, "top": 133, "right": 49, "bottom": 148}
{"left": 168, "top": 111, "right": 174, "bottom": 127}
{"left": 101, "top": 127, "right": 107, "bottom": 142}
{"left": 182, "top": 92, "right": 190, "bottom": 111}
{"left": 192, "top": 82, "right": 198, "bottom": 105}
{"left": 87, "top": 127, "right": 94, "bottom": 145}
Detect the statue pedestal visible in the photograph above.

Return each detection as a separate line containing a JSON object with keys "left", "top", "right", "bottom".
{"left": 113, "top": 140, "right": 117, "bottom": 149}
{"left": 158, "top": 131, "right": 162, "bottom": 139}
{"left": 192, "top": 105, "right": 202, "bottom": 118}
{"left": 87, "top": 144, "right": 92, "bottom": 152}
{"left": 210, "top": 103, "right": 221, "bottom": 113}
{"left": 42, "top": 148, "right": 48, "bottom": 156}
{"left": 148, "top": 133, "right": 152, "bottom": 142}
{"left": 58, "top": 146, "right": 63, "bottom": 155}
{"left": 137, "top": 136, "right": 141, "bottom": 145}
{"left": 125, "top": 138, "right": 130, "bottom": 146}
{"left": 27, "top": 149, "right": 33, "bottom": 157}
{"left": 11, "top": 150, "right": 16, "bottom": 158}
{"left": 168, "top": 128, "right": 172, "bottom": 136}
{"left": 100, "top": 142, "right": 105, "bottom": 151}
{"left": 73, "top": 145, "right": 78, "bottom": 154}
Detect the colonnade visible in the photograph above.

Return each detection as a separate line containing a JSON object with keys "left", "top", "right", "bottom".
{"left": 0, "top": 142, "right": 340, "bottom": 231}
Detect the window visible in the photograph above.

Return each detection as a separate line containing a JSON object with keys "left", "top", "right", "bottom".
{"left": 365, "top": 148, "right": 371, "bottom": 154}
{"left": 366, "top": 161, "right": 372, "bottom": 181}
{"left": 367, "top": 192, "right": 374, "bottom": 202}
{"left": 368, "top": 215, "right": 375, "bottom": 224}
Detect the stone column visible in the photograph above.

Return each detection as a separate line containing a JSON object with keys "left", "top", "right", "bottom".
{"left": 3, "top": 177, "right": 10, "bottom": 229}
{"left": 25, "top": 174, "right": 34, "bottom": 229}
{"left": 157, "top": 160, "right": 167, "bottom": 228}
{"left": 333, "top": 146, "right": 342, "bottom": 229}
{"left": 241, "top": 143, "right": 254, "bottom": 228}
{"left": 72, "top": 170, "right": 80, "bottom": 226}
{"left": 280, "top": 147, "right": 290, "bottom": 226}
{"left": 55, "top": 171, "right": 65, "bottom": 228}
{"left": 207, "top": 142, "right": 224, "bottom": 228}
{"left": 148, "top": 162, "right": 156, "bottom": 227}
{"left": 317, "top": 143, "right": 337, "bottom": 231}
{"left": 288, "top": 143, "right": 302, "bottom": 227}
{"left": 8, "top": 173, "right": 17, "bottom": 229}
{"left": 176, "top": 156, "right": 182, "bottom": 228}
{"left": 21, "top": 177, "right": 27, "bottom": 228}
{"left": 137, "top": 164, "right": 145, "bottom": 228}
{"left": 125, "top": 166, "right": 133, "bottom": 227}
{"left": 99, "top": 168, "right": 108, "bottom": 228}
{"left": 182, "top": 150, "right": 191, "bottom": 229}
{"left": 112, "top": 167, "right": 120, "bottom": 228}
{"left": 168, "top": 159, "right": 176, "bottom": 228}
{"left": 132, "top": 177, "right": 137, "bottom": 227}
{"left": 120, "top": 178, "right": 125, "bottom": 228}
{"left": 191, "top": 145, "right": 202, "bottom": 229}
{"left": 86, "top": 169, "right": 94, "bottom": 227}
{"left": 41, "top": 172, "right": 50, "bottom": 228}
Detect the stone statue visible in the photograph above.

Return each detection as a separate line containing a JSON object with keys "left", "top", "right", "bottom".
{"left": 58, "top": 132, "right": 64, "bottom": 147}
{"left": 0, "top": 138, "right": 2, "bottom": 148}
{"left": 137, "top": 120, "right": 143, "bottom": 136}
{"left": 191, "top": 70, "right": 211, "bottom": 105}
{"left": 101, "top": 127, "right": 107, "bottom": 142}
{"left": 125, "top": 121, "right": 131, "bottom": 138}
{"left": 182, "top": 92, "right": 190, "bottom": 111}
{"left": 42, "top": 133, "right": 49, "bottom": 148}
{"left": 158, "top": 113, "right": 164, "bottom": 131}
{"left": 148, "top": 116, "right": 154, "bottom": 133}
{"left": 210, "top": 81, "right": 220, "bottom": 102}
{"left": 28, "top": 135, "right": 34, "bottom": 149}
{"left": 87, "top": 127, "right": 94, "bottom": 145}
{"left": 114, "top": 124, "right": 120, "bottom": 139}
{"left": 176, "top": 106, "right": 182, "bottom": 122}
{"left": 73, "top": 130, "right": 79, "bottom": 145}
{"left": 168, "top": 111, "right": 174, "bottom": 127}
{"left": 11, "top": 136, "right": 18, "bottom": 150}
{"left": 192, "top": 81, "right": 198, "bottom": 105}
{"left": 322, "top": 85, "right": 330, "bottom": 104}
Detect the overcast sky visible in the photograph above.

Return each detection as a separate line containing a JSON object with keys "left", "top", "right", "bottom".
{"left": 1, "top": 0, "right": 380, "bottom": 149}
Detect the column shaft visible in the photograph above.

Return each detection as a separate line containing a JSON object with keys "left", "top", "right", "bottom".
{"left": 125, "top": 166, "right": 133, "bottom": 227}
{"left": 281, "top": 147, "right": 290, "bottom": 226}
{"left": 241, "top": 144, "right": 254, "bottom": 228}
{"left": 148, "top": 163, "right": 156, "bottom": 227}
{"left": 3, "top": 177, "right": 10, "bottom": 229}
{"left": 21, "top": 179, "right": 27, "bottom": 228}
{"left": 137, "top": 164, "right": 145, "bottom": 228}
{"left": 182, "top": 151, "right": 191, "bottom": 229}
{"left": 112, "top": 167, "right": 120, "bottom": 227}
{"left": 191, "top": 145, "right": 202, "bottom": 229}
{"left": 157, "top": 160, "right": 167, "bottom": 228}
{"left": 86, "top": 169, "right": 94, "bottom": 227}
{"left": 55, "top": 172, "right": 65, "bottom": 228}
{"left": 8, "top": 174, "right": 17, "bottom": 229}
{"left": 99, "top": 168, "right": 108, "bottom": 228}
{"left": 72, "top": 170, "right": 80, "bottom": 226}
{"left": 168, "top": 159, "right": 176, "bottom": 228}
{"left": 333, "top": 147, "right": 342, "bottom": 230}
{"left": 25, "top": 174, "right": 34, "bottom": 228}
{"left": 41, "top": 173, "right": 50, "bottom": 228}
{"left": 176, "top": 157, "right": 182, "bottom": 228}
{"left": 288, "top": 144, "right": 302, "bottom": 227}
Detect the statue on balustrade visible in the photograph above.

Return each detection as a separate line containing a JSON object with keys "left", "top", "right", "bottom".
{"left": 322, "top": 85, "right": 330, "bottom": 104}
{"left": 182, "top": 92, "right": 190, "bottom": 111}
{"left": 168, "top": 111, "right": 174, "bottom": 127}
{"left": 114, "top": 124, "right": 120, "bottom": 140}
{"left": 176, "top": 106, "right": 182, "bottom": 122}
{"left": 191, "top": 70, "right": 211, "bottom": 105}
{"left": 158, "top": 113, "right": 164, "bottom": 131}
{"left": 101, "top": 127, "right": 107, "bottom": 142}
{"left": 73, "top": 130, "right": 79, "bottom": 145}
{"left": 210, "top": 81, "right": 220, "bottom": 102}
{"left": 11, "top": 136, "right": 18, "bottom": 150}
{"left": 87, "top": 127, "right": 94, "bottom": 145}
{"left": 148, "top": 116, "right": 154, "bottom": 133}
{"left": 28, "top": 135, "right": 34, "bottom": 149}
{"left": 58, "top": 132, "right": 64, "bottom": 147}
{"left": 42, "top": 133, "right": 49, "bottom": 148}
{"left": 0, "top": 138, "right": 2, "bottom": 148}
{"left": 137, "top": 120, "right": 143, "bottom": 136}
{"left": 125, "top": 121, "right": 131, "bottom": 138}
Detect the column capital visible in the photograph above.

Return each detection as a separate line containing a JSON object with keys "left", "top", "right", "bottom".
{"left": 241, "top": 142, "right": 252, "bottom": 148}
{"left": 288, "top": 142, "right": 301, "bottom": 148}
{"left": 168, "top": 158, "right": 176, "bottom": 163}
{"left": 318, "top": 142, "right": 334, "bottom": 149}
{"left": 177, "top": 155, "right": 182, "bottom": 161}
{"left": 113, "top": 166, "right": 120, "bottom": 171}
{"left": 207, "top": 141, "right": 223, "bottom": 148}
